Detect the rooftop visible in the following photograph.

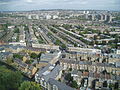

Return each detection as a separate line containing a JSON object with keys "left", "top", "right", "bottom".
{"left": 36, "top": 64, "right": 62, "bottom": 82}
{"left": 48, "top": 78, "right": 75, "bottom": 90}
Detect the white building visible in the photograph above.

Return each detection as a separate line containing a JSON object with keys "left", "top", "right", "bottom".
{"left": 39, "top": 51, "right": 61, "bottom": 64}
{"left": 68, "top": 47, "right": 101, "bottom": 54}
{"left": 32, "top": 44, "right": 60, "bottom": 50}
{"left": 28, "top": 15, "right": 32, "bottom": 19}
{"left": 53, "top": 15, "right": 59, "bottom": 19}
{"left": 46, "top": 15, "right": 52, "bottom": 19}
{"left": 117, "top": 50, "right": 120, "bottom": 54}
{"left": 35, "top": 64, "right": 64, "bottom": 90}
{"left": 9, "top": 42, "right": 26, "bottom": 46}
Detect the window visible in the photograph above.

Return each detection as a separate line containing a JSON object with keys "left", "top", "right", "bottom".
{"left": 53, "top": 85, "right": 58, "bottom": 90}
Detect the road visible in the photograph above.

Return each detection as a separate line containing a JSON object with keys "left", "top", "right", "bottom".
{"left": 50, "top": 26, "right": 88, "bottom": 47}
{"left": 25, "top": 26, "right": 32, "bottom": 47}
{"left": 0, "top": 29, "right": 14, "bottom": 42}
{"left": 41, "top": 25, "right": 69, "bottom": 47}
{"left": 37, "top": 27, "right": 53, "bottom": 44}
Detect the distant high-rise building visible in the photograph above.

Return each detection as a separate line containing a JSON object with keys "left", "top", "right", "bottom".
{"left": 28, "top": 15, "right": 32, "bottom": 19}
{"left": 84, "top": 11, "right": 89, "bottom": 14}
{"left": 36, "top": 15, "right": 39, "bottom": 19}
{"left": 92, "top": 14, "right": 96, "bottom": 21}
{"left": 53, "top": 15, "right": 58, "bottom": 19}
{"left": 100, "top": 14, "right": 104, "bottom": 21}
{"left": 108, "top": 15, "right": 113, "bottom": 23}
{"left": 45, "top": 15, "right": 52, "bottom": 19}
{"left": 104, "top": 14, "right": 107, "bottom": 21}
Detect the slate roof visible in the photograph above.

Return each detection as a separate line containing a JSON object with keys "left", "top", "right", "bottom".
{"left": 48, "top": 78, "right": 75, "bottom": 90}
{"left": 14, "top": 58, "right": 28, "bottom": 68}
{"left": 36, "top": 64, "right": 62, "bottom": 82}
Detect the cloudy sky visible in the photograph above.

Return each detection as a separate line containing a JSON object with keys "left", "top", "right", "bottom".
{"left": 0, "top": 0, "right": 119, "bottom": 11}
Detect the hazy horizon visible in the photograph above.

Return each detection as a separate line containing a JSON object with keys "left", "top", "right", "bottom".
{"left": 0, "top": 0, "right": 120, "bottom": 11}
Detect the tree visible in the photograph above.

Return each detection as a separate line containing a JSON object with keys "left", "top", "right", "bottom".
{"left": 102, "top": 41, "right": 106, "bottom": 45}
{"left": 62, "top": 70, "right": 65, "bottom": 74}
{"left": 69, "top": 68, "right": 72, "bottom": 71}
{"left": 114, "top": 82, "right": 119, "bottom": 90}
{"left": 109, "top": 83, "right": 114, "bottom": 89}
{"left": 6, "top": 58, "right": 13, "bottom": 64}
{"left": 93, "top": 35, "right": 97, "bottom": 40}
{"left": 13, "top": 54, "right": 23, "bottom": 59}
{"left": 114, "top": 36, "right": 119, "bottom": 44}
{"left": 55, "top": 40, "right": 61, "bottom": 45}
{"left": 71, "top": 80, "right": 78, "bottom": 89}
{"left": 103, "top": 81, "right": 108, "bottom": 87}
{"left": 38, "top": 52, "right": 42, "bottom": 59}
{"left": 37, "top": 52, "right": 44, "bottom": 64}
{"left": 14, "top": 28, "right": 20, "bottom": 33}
{"left": 19, "top": 81, "right": 42, "bottom": 90}
{"left": 58, "top": 78, "right": 61, "bottom": 82}
{"left": 62, "top": 24, "right": 72, "bottom": 30}
{"left": 65, "top": 73, "right": 73, "bottom": 82}
{"left": 24, "top": 26, "right": 29, "bottom": 31}
{"left": 61, "top": 44, "right": 66, "bottom": 49}
{"left": 30, "top": 53, "right": 38, "bottom": 59}
{"left": 0, "top": 66, "right": 23, "bottom": 90}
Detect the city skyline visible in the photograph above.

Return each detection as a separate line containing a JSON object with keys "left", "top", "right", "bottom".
{"left": 0, "top": 1, "right": 120, "bottom": 89}
{"left": 0, "top": 0, "right": 120, "bottom": 11}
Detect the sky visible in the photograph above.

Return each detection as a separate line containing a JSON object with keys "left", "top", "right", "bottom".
{"left": 0, "top": 0, "right": 120, "bottom": 11}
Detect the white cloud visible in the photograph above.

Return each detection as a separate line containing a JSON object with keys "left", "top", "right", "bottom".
{"left": 0, "top": 2, "right": 9, "bottom": 5}
{"left": 26, "top": 0, "right": 33, "bottom": 3}
{"left": 0, "top": 0, "right": 119, "bottom": 11}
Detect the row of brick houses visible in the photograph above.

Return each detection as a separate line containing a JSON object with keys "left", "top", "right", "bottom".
{"left": 60, "top": 58, "right": 120, "bottom": 89}
{"left": 71, "top": 70, "right": 120, "bottom": 87}
{"left": 60, "top": 59, "right": 120, "bottom": 75}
